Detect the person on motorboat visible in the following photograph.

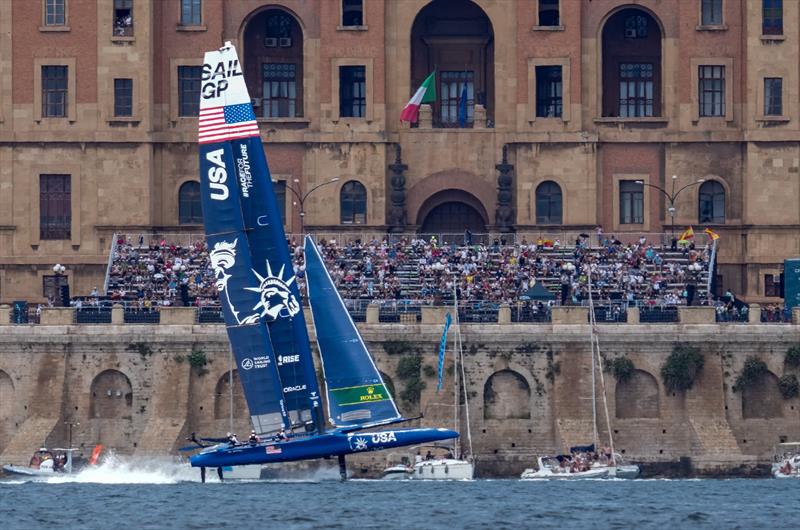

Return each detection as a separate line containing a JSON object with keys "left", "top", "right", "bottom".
{"left": 425, "top": 450, "right": 433, "bottom": 461}
{"left": 248, "top": 430, "right": 260, "bottom": 445}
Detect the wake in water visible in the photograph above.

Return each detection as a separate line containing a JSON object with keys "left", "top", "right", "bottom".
{"left": 43, "top": 452, "right": 201, "bottom": 485}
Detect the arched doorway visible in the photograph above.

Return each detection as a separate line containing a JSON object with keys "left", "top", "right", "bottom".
{"left": 90, "top": 369, "right": 133, "bottom": 418}
{"left": 601, "top": 7, "right": 662, "bottom": 118}
{"left": 410, "top": 0, "right": 494, "bottom": 127}
{"left": 243, "top": 8, "right": 304, "bottom": 118}
{"left": 214, "top": 370, "right": 247, "bottom": 420}
{"left": 742, "top": 371, "right": 783, "bottom": 419}
{"left": 483, "top": 369, "right": 531, "bottom": 420}
{"left": 0, "top": 370, "right": 13, "bottom": 420}
{"left": 615, "top": 369, "right": 660, "bottom": 419}
{"left": 418, "top": 189, "right": 488, "bottom": 234}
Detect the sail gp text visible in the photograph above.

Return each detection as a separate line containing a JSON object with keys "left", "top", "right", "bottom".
{"left": 201, "top": 59, "right": 242, "bottom": 99}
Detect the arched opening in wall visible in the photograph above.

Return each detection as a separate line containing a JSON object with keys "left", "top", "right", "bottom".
{"left": 601, "top": 8, "right": 662, "bottom": 118}
{"left": 0, "top": 370, "right": 14, "bottom": 420}
{"left": 379, "top": 371, "right": 396, "bottom": 400}
{"left": 178, "top": 181, "right": 202, "bottom": 225}
{"left": 243, "top": 8, "right": 304, "bottom": 118}
{"left": 742, "top": 371, "right": 783, "bottom": 419}
{"left": 615, "top": 369, "right": 660, "bottom": 419}
{"left": 340, "top": 180, "right": 367, "bottom": 225}
{"left": 698, "top": 180, "right": 726, "bottom": 224}
{"left": 89, "top": 370, "right": 133, "bottom": 419}
{"left": 215, "top": 370, "right": 247, "bottom": 420}
{"left": 410, "top": 0, "right": 494, "bottom": 128}
{"left": 484, "top": 369, "right": 531, "bottom": 420}
{"left": 418, "top": 189, "right": 488, "bottom": 234}
{"left": 535, "top": 181, "right": 563, "bottom": 225}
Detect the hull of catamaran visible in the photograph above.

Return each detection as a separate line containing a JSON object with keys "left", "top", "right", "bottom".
{"left": 190, "top": 428, "right": 458, "bottom": 468}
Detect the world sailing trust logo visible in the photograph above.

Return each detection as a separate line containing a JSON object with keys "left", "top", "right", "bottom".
{"left": 209, "top": 238, "right": 300, "bottom": 324}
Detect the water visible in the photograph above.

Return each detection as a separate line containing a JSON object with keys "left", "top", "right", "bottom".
{"left": 1, "top": 457, "right": 796, "bottom": 529}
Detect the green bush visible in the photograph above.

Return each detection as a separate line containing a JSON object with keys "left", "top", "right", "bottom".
{"left": 187, "top": 349, "right": 208, "bottom": 369}
{"left": 779, "top": 374, "right": 799, "bottom": 399}
{"left": 396, "top": 352, "right": 424, "bottom": 404}
{"left": 786, "top": 346, "right": 800, "bottom": 369}
{"left": 422, "top": 364, "right": 436, "bottom": 378}
{"left": 734, "top": 356, "right": 769, "bottom": 392}
{"left": 660, "top": 345, "right": 705, "bottom": 392}
{"left": 384, "top": 341, "right": 415, "bottom": 356}
{"left": 604, "top": 356, "right": 635, "bottom": 383}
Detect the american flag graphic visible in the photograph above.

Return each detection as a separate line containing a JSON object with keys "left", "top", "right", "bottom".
{"left": 198, "top": 103, "right": 259, "bottom": 144}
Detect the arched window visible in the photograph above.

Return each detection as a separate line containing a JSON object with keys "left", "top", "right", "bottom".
{"left": 340, "top": 180, "right": 366, "bottom": 224}
{"left": 484, "top": 369, "right": 531, "bottom": 420}
{"left": 698, "top": 180, "right": 725, "bottom": 223}
{"left": 535, "top": 181, "right": 562, "bottom": 224}
{"left": 178, "top": 181, "right": 202, "bottom": 224}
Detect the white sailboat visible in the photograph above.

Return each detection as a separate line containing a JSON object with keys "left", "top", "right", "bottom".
{"left": 412, "top": 279, "right": 475, "bottom": 480}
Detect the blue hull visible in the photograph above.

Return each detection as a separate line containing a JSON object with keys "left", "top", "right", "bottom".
{"left": 189, "top": 428, "right": 458, "bottom": 468}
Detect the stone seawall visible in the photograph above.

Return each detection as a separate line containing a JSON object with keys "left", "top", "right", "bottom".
{"left": 1, "top": 318, "right": 799, "bottom": 477}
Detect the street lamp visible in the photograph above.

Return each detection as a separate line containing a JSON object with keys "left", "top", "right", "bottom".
{"left": 278, "top": 177, "right": 340, "bottom": 236}
{"left": 634, "top": 175, "right": 705, "bottom": 241}
{"left": 52, "top": 263, "right": 66, "bottom": 275}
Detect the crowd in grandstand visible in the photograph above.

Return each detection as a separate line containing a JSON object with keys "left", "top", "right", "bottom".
{"left": 103, "top": 232, "right": 713, "bottom": 311}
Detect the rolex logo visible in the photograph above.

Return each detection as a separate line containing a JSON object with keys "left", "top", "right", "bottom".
{"left": 367, "top": 386, "right": 375, "bottom": 395}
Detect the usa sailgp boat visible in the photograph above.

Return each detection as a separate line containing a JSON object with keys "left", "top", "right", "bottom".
{"left": 189, "top": 42, "right": 456, "bottom": 480}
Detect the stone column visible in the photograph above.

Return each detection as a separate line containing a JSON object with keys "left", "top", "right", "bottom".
{"left": 748, "top": 304, "right": 761, "bottom": 324}
{"left": 495, "top": 144, "right": 514, "bottom": 233}
{"left": 627, "top": 306, "right": 639, "bottom": 324}
{"left": 498, "top": 303, "right": 510, "bottom": 324}
{"left": 111, "top": 304, "right": 124, "bottom": 325}
{"left": 366, "top": 302, "right": 380, "bottom": 324}
{"left": 387, "top": 144, "right": 408, "bottom": 233}
{"left": 473, "top": 104, "right": 487, "bottom": 128}
{"left": 0, "top": 305, "right": 10, "bottom": 325}
{"left": 418, "top": 104, "right": 433, "bottom": 129}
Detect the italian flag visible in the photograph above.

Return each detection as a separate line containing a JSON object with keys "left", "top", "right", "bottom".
{"left": 400, "top": 71, "right": 436, "bottom": 123}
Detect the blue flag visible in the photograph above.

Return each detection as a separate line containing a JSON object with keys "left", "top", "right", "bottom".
{"left": 457, "top": 83, "right": 468, "bottom": 127}
{"left": 437, "top": 312, "right": 453, "bottom": 392}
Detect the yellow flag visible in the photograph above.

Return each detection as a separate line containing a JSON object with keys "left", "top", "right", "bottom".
{"left": 679, "top": 227, "right": 695, "bottom": 241}
{"left": 704, "top": 228, "right": 720, "bottom": 241}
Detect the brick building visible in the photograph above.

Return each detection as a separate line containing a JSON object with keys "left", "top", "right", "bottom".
{"left": 0, "top": 0, "right": 797, "bottom": 303}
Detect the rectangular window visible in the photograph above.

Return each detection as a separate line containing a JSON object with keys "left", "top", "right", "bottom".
{"left": 43, "top": 275, "right": 68, "bottom": 303}
{"left": 45, "top": 0, "right": 66, "bottom": 26}
{"left": 42, "top": 65, "right": 68, "bottom": 118}
{"left": 339, "top": 65, "right": 366, "bottom": 118}
{"left": 180, "top": 0, "right": 202, "bottom": 26}
{"left": 273, "top": 180, "right": 287, "bottom": 225}
{"left": 178, "top": 65, "right": 202, "bottom": 117}
{"left": 439, "top": 70, "right": 474, "bottom": 126}
{"left": 538, "top": 0, "right": 560, "bottom": 26}
{"left": 619, "top": 63, "right": 654, "bottom": 117}
{"left": 701, "top": 0, "right": 723, "bottom": 26}
{"left": 764, "top": 77, "right": 782, "bottom": 116}
{"left": 40, "top": 174, "right": 71, "bottom": 240}
{"left": 619, "top": 180, "right": 644, "bottom": 224}
{"left": 762, "top": 0, "right": 783, "bottom": 35}
{"left": 765, "top": 274, "right": 779, "bottom": 297}
{"left": 342, "top": 0, "right": 364, "bottom": 26}
{"left": 113, "top": 78, "right": 133, "bottom": 117}
{"left": 536, "top": 66, "right": 562, "bottom": 118}
{"left": 262, "top": 63, "right": 297, "bottom": 118}
{"left": 698, "top": 65, "right": 725, "bottom": 117}
{"left": 113, "top": 0, "right": 134, "bottom": 37}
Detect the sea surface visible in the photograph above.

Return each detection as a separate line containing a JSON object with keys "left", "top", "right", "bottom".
{"left": 0, "top": 457, "right": 796, "bottom": 529}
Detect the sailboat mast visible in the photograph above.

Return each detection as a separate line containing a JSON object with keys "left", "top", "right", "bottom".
{"left": 453, "top": 277, "right": 461, "bottom": 460}
{"left": 587, "top": 269, "right": 616, "bottom": 464}
{"left": 459, "top": 321, "right": 474, "bottom": 459}
{"left": 229, "top": 349, "right": 234, "bottom": 434}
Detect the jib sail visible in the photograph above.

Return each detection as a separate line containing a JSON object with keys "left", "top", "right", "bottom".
{"left": 198, "top": 42, "right": 288, "bottom": 435}
{"left": 304, "top": 235, "right": 401, "bottom": 428}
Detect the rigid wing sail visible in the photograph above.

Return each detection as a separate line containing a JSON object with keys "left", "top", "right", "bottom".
{"left": 191, "top": 42, "right": 457, "bottom": 480}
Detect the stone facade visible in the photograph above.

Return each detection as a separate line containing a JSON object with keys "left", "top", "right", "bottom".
{"left": 2, "top": 315, "right": 800, "bottom": 477}
{"left": 0, "top": 0, "right": 799, "bottom": 303}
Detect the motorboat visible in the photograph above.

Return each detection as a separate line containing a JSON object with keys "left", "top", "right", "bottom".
{"left": 521, "top": 456, "right": 609, "bottom": 480}
{"left": 593, "top": 453, "right": 640, "bottom": 479}
{"left": 381, "top": 464, "right": 414, "bottom": 480}
{"left": 2, "top": 447, "right": 83, "bottom": 477}
{"left": 412, "top": 457, "right": 474, "bottom": 480}
{"left": 772, "top": 442, "right": 800, "bottom": 478}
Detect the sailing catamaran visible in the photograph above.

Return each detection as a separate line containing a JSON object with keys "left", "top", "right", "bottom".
{"left": 189, "top": 42, "right": 456, "bottom": 481}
